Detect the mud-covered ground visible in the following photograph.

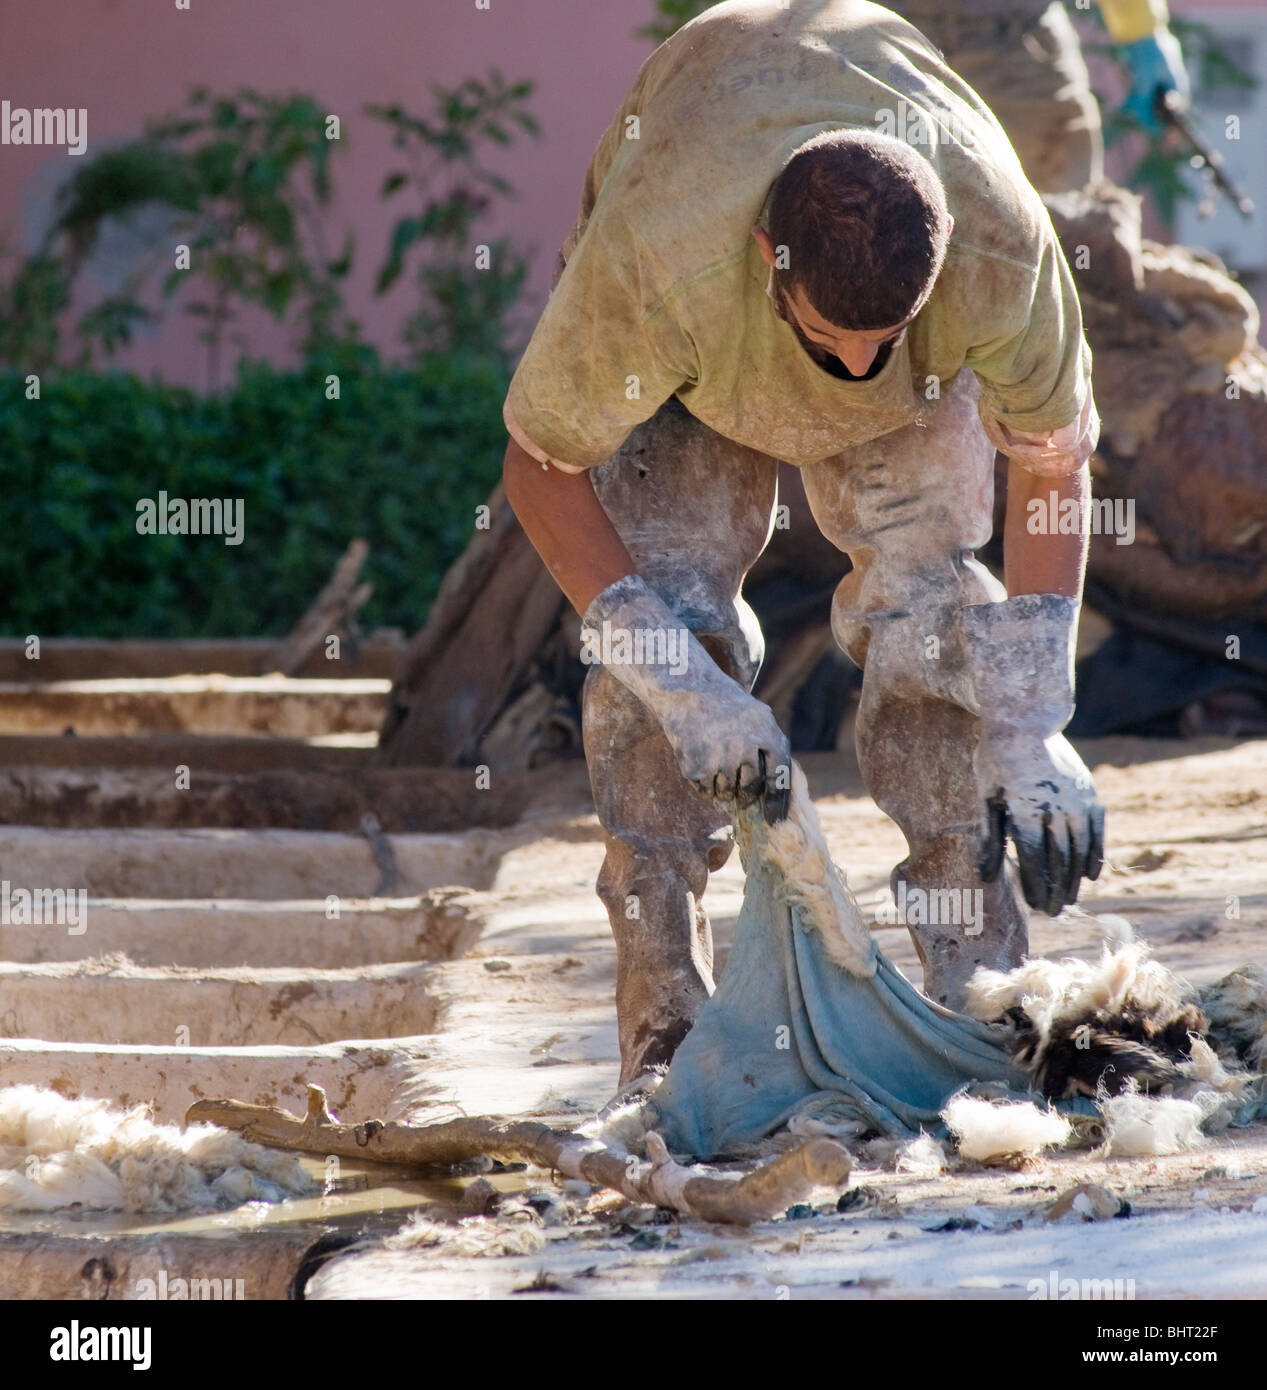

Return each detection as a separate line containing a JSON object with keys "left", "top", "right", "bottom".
{"left": 307, "top": 735, "right": 1267, "bottom": 1300}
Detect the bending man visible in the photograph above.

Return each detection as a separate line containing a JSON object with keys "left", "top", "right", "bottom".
{"left": 504, "top": 0, "right": 1104, "bottom": 1085}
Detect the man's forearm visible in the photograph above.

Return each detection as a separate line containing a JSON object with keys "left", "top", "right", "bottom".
{"left": 1003, "top": 461, "right": 1090, "bottom": 599}
{"left": 502, "top": 435, "right": 636, "bottom": 614}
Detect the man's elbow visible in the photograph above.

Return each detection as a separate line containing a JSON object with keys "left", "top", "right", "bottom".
{"left": 502, "top": 436, "right": 536, "bottom": 519}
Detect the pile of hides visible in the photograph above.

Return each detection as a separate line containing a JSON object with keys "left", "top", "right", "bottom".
{"left": 0, "top": 1084, "right": 315, "bottom": 1212}
{"left": 640, "top": 765, "right": 1266, "bottom": 1162}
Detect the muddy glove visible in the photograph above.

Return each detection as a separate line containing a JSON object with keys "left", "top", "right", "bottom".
{"left": 581, "top": 574, "right": 791, "bottom": 823}
{"left": 961, "top": 594, "right": 1105, "bottom": 915}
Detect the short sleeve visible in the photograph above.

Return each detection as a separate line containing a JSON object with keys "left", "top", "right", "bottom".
{"left": 967, "top": 228, "right": 1091, "bottom": 438}
{"left": 504, "top": 220, "right": 698, "bottom": 470}
{"left": 562, "top": 56, "right": 657, "bottom": 262}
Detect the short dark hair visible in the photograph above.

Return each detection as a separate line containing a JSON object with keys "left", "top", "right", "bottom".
{"left": 767, "top": 130, "right": 950, "bottom": 331}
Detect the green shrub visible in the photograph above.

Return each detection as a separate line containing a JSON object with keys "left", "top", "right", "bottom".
{"left": 0, "top": 346, "right": 507, "bottom": 637}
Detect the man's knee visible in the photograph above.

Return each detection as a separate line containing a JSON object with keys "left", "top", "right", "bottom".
{"left": 596, "top": 836, "right": 713, "bottom": 914}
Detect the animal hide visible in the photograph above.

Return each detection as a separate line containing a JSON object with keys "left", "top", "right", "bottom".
{"left": 647, "top": 768, "right": 1025, "bottom": 1158}
{"left": 1200, "top": 964, "right": 1267, "bottom": 1068}
{"left": 962, "top": 942, "right": 1209, "bottom": 1100}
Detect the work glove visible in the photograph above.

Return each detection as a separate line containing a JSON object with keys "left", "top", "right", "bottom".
{"left": 581, "top": 574, "right": 791, "bottom": 823}
{"left": 1119, "top": 30, "right": 1190, "bottom": 134}
{"left": 961, "top": 594, "right": 1105, "bottom": 915}
{"left": 976, "top": 727, "right": 1105, "bottom": 915}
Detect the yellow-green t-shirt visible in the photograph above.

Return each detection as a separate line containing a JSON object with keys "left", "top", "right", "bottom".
{"left": 505, "top": 0, "right": 1092, "bottom": 470}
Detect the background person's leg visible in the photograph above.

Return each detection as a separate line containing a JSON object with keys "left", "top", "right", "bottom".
{"left": 582, "top": 398, "right": 778, "bottom": 1084}
{"left": 800, "top": 374, "right": 1028, "bottom": 1009}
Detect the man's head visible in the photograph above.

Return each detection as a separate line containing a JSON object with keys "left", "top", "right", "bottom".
{"left": 752, "top": 130, "right": 952, "bottom": 378}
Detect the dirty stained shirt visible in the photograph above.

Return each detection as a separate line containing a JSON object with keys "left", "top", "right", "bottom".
{"left": 504, "top": 0, "right": 1091, "bottom": 472}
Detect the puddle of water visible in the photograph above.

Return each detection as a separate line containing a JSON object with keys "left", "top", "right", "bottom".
{"left": 0, "top": 1157, "right": 534, "bottom": 1244}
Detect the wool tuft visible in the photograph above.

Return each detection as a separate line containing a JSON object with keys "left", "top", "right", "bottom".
{"left": 895, "top": 1132, "right": 948, "bottom": 1176}
{"left": 583, "top": 1097, "right": 657, "bottom": 1157}
{"left": 1179, "top": 1035, "right": 1245, "bottom": 1099}
{"left": 0, "top": 1084, "right": 314, "bottom": 1212}
{"left": 964, "top": 941, "right": 1187, "bottom": 1035}
{"left": 385, "top": 1209, "right": 547, "bottom": 1258}
{"left": 942, "top": 1094, "right": 1071, "bottom": 1163}
{"left": 1098, "top": 1089, "right": 1213, "bottom": 1156}
{"left": 742, "top": 762, "right": 876, "bottom": 978}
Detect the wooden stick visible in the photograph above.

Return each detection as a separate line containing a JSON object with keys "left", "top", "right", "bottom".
{"left": 188, "top": 1085, "right": 850, "bottom": 1226}
{"left": 264, "top": 539, "right": 372, "bottom": 677}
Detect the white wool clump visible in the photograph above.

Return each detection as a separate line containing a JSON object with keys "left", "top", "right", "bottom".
{"left": 0, "top": 1085, "right": 314, "bottom": 1213}
{"left": 942, "top": 1094, "right": 1071, "bottom": 1162}
{"left": 755, "top": 762, "right": 876, "bottom": 978}
{"left": 386, "top": 1210, "right": 546, "bottom": 1258}
{"left": 1099, "top": 1090, "right": 1213, "bottom": 1156}
{"left": 1180, "top": 1035, "right": 1245, "bottom": 1095}
{"left": 963, "top": 941, "right": 1189, "bottom": 1044}
{"left": 581, "top": 1097, "right": 657, "bottom": 1157}
{"left": 895, "top": 1132, "right": 947, "bottom": 1176}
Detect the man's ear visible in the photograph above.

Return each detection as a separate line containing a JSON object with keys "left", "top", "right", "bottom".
{"left": 946, "top": 213, "right": 955, "bottom": 238}
{"left": 751, "top": 225, "right": 778, "bottom": 267}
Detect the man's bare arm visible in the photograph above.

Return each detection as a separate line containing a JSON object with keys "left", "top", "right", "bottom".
{"left": 983, "top": 392, "right": 1098, "bottom": 599}
{"left": 502, "top": 435, "right": 636, "bottom": 614}
{"left": 1003, "top": 460, "right": 1089, "bottom": 599}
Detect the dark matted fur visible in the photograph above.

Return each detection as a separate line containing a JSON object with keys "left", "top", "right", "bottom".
{"left": 1000, "top": 1000, "right": 1210, "bottom": 1100}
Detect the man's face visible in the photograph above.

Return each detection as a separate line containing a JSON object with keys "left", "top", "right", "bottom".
{"left": 751, "top": 224, "right": 933, "bottom": 379}
{"left": 770, "top": 279, "right": 913, "bottom": 379}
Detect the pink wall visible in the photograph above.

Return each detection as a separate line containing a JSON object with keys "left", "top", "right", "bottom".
{"left": 0, "top": 0, "right": 650, "bottom": 385}
{"left": 0, "top": 0, "right": 1258, "bottom": 387}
